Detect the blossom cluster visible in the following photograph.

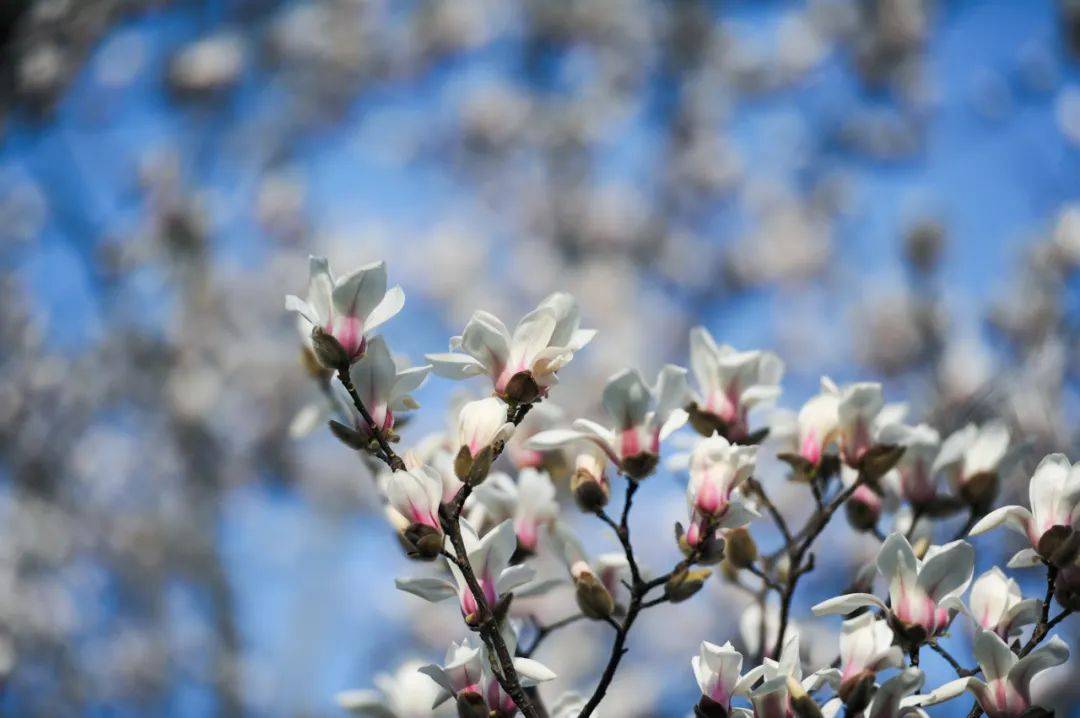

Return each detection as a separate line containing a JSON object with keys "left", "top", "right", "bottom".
{"left": 288, "top": 257, "right": 1078, "bottom": 718}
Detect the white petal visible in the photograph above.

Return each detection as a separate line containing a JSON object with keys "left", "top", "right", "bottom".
{"left": 1007, "top": 548, "right": 1043, "bottom": 568}
{"left": 333, "top": 261, "right": 387, "bottom": 319}
{"left": 916, "top": 540, "right": 974, "bottom": 602}
{"left": 285, "top": 294, "right": 318, "bottom": 325}
{"left": 527, "top": 429, "right": 587, "bottom": 450}
{"left": 496, "top": 564, "right": 536, "bottom": 594}
{"left": 602, "top": 369, "right": 651, "bottom": 429}
{"left": 426, "top": 352, "right": 488, "bottom": 380}
{"left": 812, "top": 593, "right": 887, "bottom": 616}
{"left": 459, "top": 311, "right": 511, "bottom": 371}
{"left": 392, "top": 365, "right": 431, "bottom": 401}
{"left": 968, "top": 505, "right": 1033, "bottom": 538}
{"left": 513, "top": 657, "right": 557, "bottom": 684}
{"left": 394, "top": 577, "right": 456, "bottom": 603}
{"left": 365, "top": 285, "right": 405, "bottom": 332}
{"left": 1009, "top": 636, "right": 1069, "bottom": 691}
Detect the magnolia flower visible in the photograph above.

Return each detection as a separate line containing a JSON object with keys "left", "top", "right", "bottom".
{"left": 919, "top": 631, "right": 1069, "bottom": 718}
{"left": 794, "top": 378, "right": 902, "bottom": 470}
{"left": 570, "top": 445, "right": 611, "bottom": 511}
{"left": 385, "top": 465, "right": 444, "bottom": 532}
{"left": 691, "top": 641, "right": 760, "bottom": 714}
{"left": 933, "top": 422, "right": 1010, "bottom": 506}
{"left": 419, "top": 634, "right": 555, "bottom": 715}
{"left": 822, "top": 668, "right": 927, "bottom": 718}
{"left": 528, "top": 365, "right": 689, "bottom": 479}
{"left": 970, "top": 453, "right": 1080, "bottom": 566}
{"left": 426, "top": 293, "right": 595, "bottom": 403}
{"left": 337, "top": 659, "right": 445, "bottom": 717}
{"left": 546, "top": 521, "right": 629, "bottom": 617}
{"left": 834, "top": 613, "right": 904, "bottom": 704}
{"left": 395, "top": 519, "right": 535, "bottom": 624}
{"left": 328, "top": 336, "right": 430, "bottom": 445}
{"left": 685, "top": 327, "right": 784, "bottom": 440}
{"left": 742, "top": 631, "right": 835, "bottom": 718}
{"left": 963, "top": 568, "right": 1040, "bottom": 638}
{"left": 286, "top": 256, "right": 405, "bottom": 364}
{"left": 454, "top": 397, "right": 514, "bottom": 484}
{"left": 813, "top": 533, "right": 973, "bottom": 639}
{"left": 469, "top": 469, "right": 559, "bottom": 552}
{"left": 889, "top": 424, "right": 941, "bottom": 507}
{"left": 684, "top": 435, "right": 760, "bottom": 546}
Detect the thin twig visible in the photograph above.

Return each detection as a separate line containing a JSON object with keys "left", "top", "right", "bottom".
{"left": 336, "top": 366, "right": 406, "bottom": 471}
{"left": 927, "top": 640, "right": 975, "bottom": 677}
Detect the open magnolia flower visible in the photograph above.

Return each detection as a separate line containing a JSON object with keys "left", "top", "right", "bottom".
{"left": 395, "top": 519, "right": 535, "bottom": 625}
{"left": 683, "top": 435, "right": 760, "bottom": 547}
{"left": 822, "top": 668, "right": 928, "bottom": 718}
{"left": 887, "top": 423, "right": 942, "bottom": 508}
{"left": 419, "top": 633, "right": 555, "bottom": 716}
{"left": 691, "top": 640, "right": 762, "bottom": 716}
{"left": 336, "top": 659, "right": 444, "bottom": 717}
{"left": 685, "top": 327, "right": 784, "bottom": 441}
{"left": 527, "top": 365, "right": 689, "bottom": 479}
{"left": 918, "top": 631, "right": 1069, "bottom": 718}
{"left": 426, "top": 293, "right": 595, "bottom": 403}
{"left": 327, "top": 336, "right": 430, "bottom": 447}
{"left": 740, "top": 632, "right": 835, "bottom": 718}
{"left": 468, "top": 468, "right": 559, "bottom": 553}
{"left": 835, "top": 614, "right": 904, "bottom": 696}
{"left": 286, "top": 256, "right": 405, "bottom": 365}
{"left": 969, "top": 453, "right": 1080, "bottom": 567}
{"left": 454, "top": 397, "right": 514, "bottom": 485}
{"left": 813, "top": 533, "right": 973, "bottom": 640}
{"left": 792, "top": 378, "right": 904, "bottom": 472}
{"left": 385, "top": 465, "right": 444, "bottom": 532}
{"left": 933, "top": 422, "right": 1010, "bottom": 508}
{"left": 962, "top": 567, "right": 1040, "bottom": 639}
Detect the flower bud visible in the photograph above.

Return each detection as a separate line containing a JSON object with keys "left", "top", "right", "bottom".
{"left": 665, "top": 567, "right": 711, "bottom": 603}
{"left": 456, "top": 690, "right": 489, "bottom": 718}
{"left": 311, "top": 326, "right": 350, "bottom": 370}
{"left": 621, "top": 453, "right": 659, "bottom": 481}
{"left": 725, "top": 527, "right": 757, "bottom": 569}
{"left": 504, "top": 371, "right": 541, "bottom": 404}
{"left": 300, "top": 346, "right": 329, "bottom": 378}
{"left": 676, "top": 522, "right": 725, "bottom": 564}
{"left": 573, "top": 563, "right": 615, "bottom": 619}
{"left": 401, "top": 523, "right": 443, "bottom": 561}
{"left": 572, "top": 454, "right": 609, "bottom": 512}
{"left": 959, "top": 471, "right": 999, "bottom": 511}
{"left": 859, "top": 444, "right": 905, "bottom": 482}
{"left": 328, "top": 419, "right": 369, "bottom": 450}
{"left": 845, "top": 485, "right": 883, "bottom": 532}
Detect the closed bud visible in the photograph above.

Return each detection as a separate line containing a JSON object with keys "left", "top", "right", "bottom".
{"left": 456, "top": 690, "right": 489, "bottom": 718}
{"left": 402, "top": 523, "right": 443, "bottom": 561}
{"left": 504, "top": 371, "right": 541, "bottom": 404}
{"left": 845, "top": 486, "right": 882, "bottom": 532}
{"left": 572, "top": 468, "right": 609, "bottom": 512}
{"left": 311, "top": 326, "right": 350, "bottom": 370}
{"left": 838, "top": 671, "right": 875, "bottom": 715}
{"left": 1055, "top": 564, "right": 1080, "bottom": 611}
{"left": 573, "top": 566, "right": 615, "bottom": 619}
{"left": 959, "top": 471, "right": 999, "bottom": 511}
{"left": 677, "top": 522, "right": 725, "bottom": 565}
{"left": 665, "top": 567, "right": 711, "bottom": 603}
{"left": 859, "top": 444, "right": 905, "bottom": 482}
{"left": 300, "top": 346, "right": 328, "bottom": 378}
{"left": 725, "top": 527, "right": 757, "bottom": 569}
{"left": 454, "top": 445, "right": 494, "bottom": 486}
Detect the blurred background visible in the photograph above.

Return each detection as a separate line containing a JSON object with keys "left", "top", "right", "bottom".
{"left": 1, "top": 0, "right": 1079, "bottom": 715}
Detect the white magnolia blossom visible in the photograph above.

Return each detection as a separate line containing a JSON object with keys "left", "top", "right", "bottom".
{"left": 395, "top": 519, "right": 535, "bottom": 621}
{"left": 918, "top": 631, "right": 1069, "bottom": 718}
{"left": 813, "top": 533, "right": 973, "bottom": 637}
{"left": 337, "top": 659, "right": 446, "bottom": 717}
{"left": 933, "top": 422, "right": 1011, "bottom": 493}
{"left": 691, "top": 640, "right": 761, "bottom": 713}
{"left": 426, "top": 293, "right": 595, "bottom": 401}
{"left": 964, "top": 567, "right": 1040, "bottom": 638}
{"left": 385, "top": 465, "right": 444, "bottom": 532}
{"left": 456, "top": 397, "right": 514, "bottom": 461}
{"left": 546, "top": 520, "right": 629, "bottom": 598}
{"left": 686, "top": 326, "right": 784, "bottom": 440}
{"left": 336, "top": 336, "right": 431, "bottom": 437}
{"left": 795, "top": 378, "right": 904, "bottom": 469}
{"left": 887, "top": 423, "right": 941, "bottom": 506}
{"left": 419, "top": 633, "right": 555, "bottom": 713}
{"left": 469, "top": 468, "right": 559, "bottom": 552}
{"left": 740, "top": 632, "right": 834, "bottom": 718}
{"left": 527, "top": 365, "right": 689, "bottom": 479}
{"left": 970, "top": 453, "right": 1080, "bottom": 565}
{"left": 286, "top": 256, "right": 405, "bottom": 362}
{"left": 683, "top": 435, "right": 760, "bottom": 546}
{"left": 822, "top": 668, "right": 928, "bottom": 718}
{"left": 836, "top": 613, "right": 904, "bottom": 686}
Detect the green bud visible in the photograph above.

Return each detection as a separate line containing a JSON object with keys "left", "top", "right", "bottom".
{"left": 665, "top": 567, "right": 711, "bottom": 603}
{"left": 725, "top": 527, "right": 757, "bottom": 569}
{"left": 455, "top": 445, "right": 494, "bottom": 486}
{"left": 575, "top": 571, "right": 615, "bottom": 619}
